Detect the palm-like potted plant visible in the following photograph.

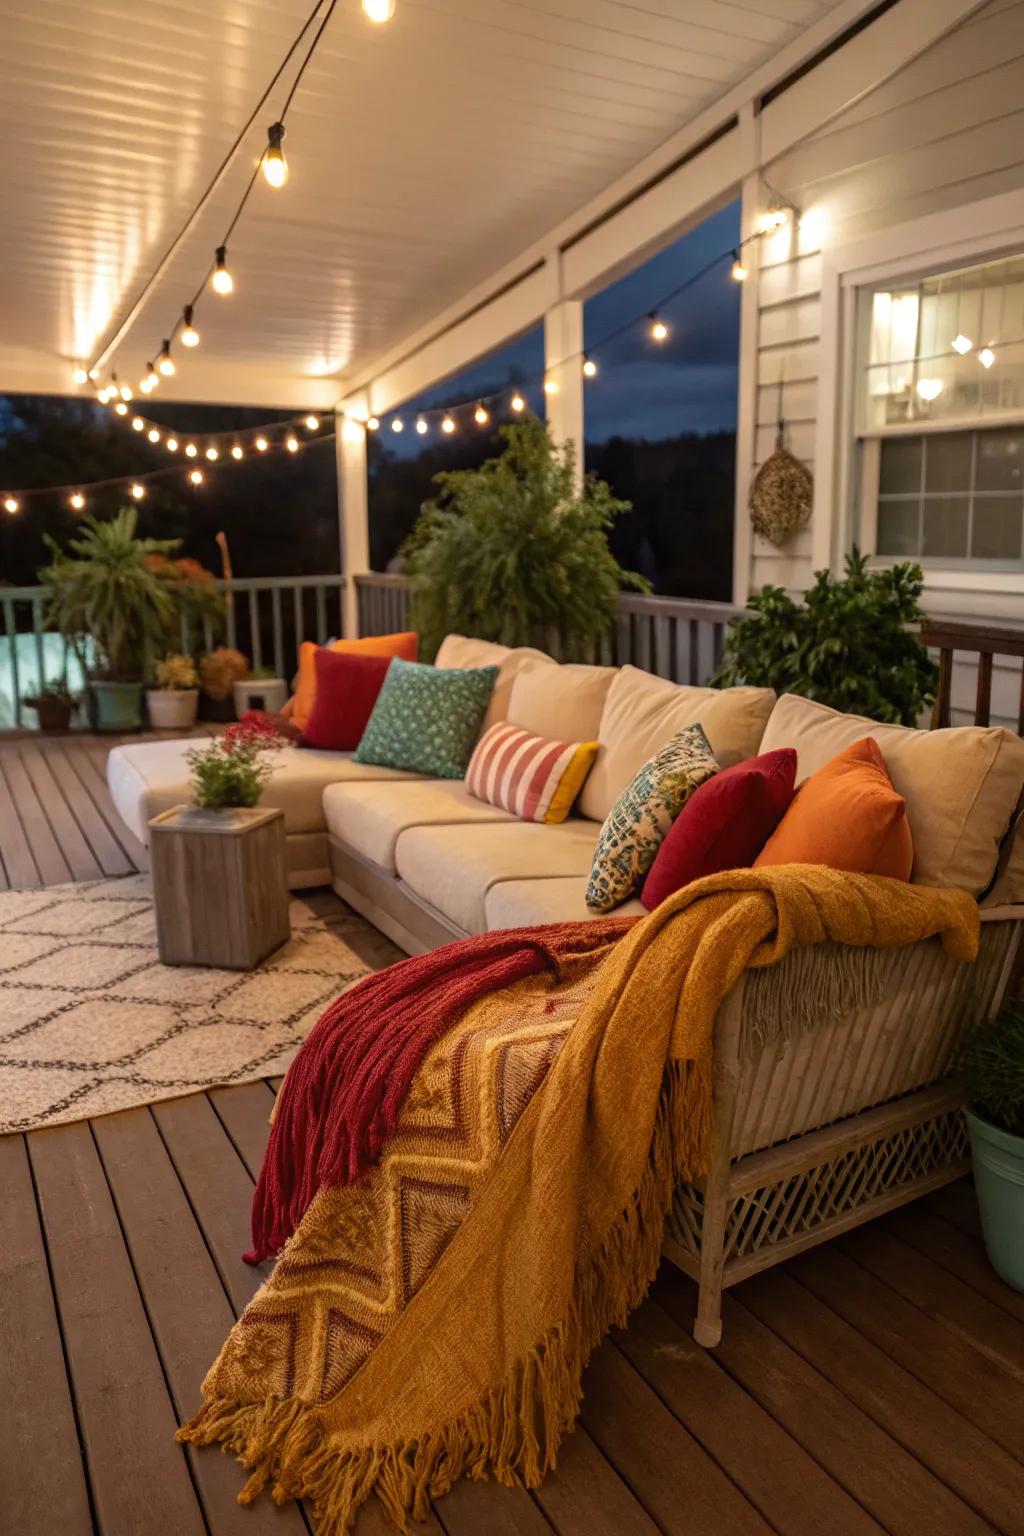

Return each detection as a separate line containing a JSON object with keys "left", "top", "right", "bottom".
{"left": 39, "top": 508, "right": 183, "bottom": 731}
{"left": 148, "top": 653, "right": 200, "bottom": 730}
{"left": 961, "top": 1005, "right": 1024, "bottom": 1292}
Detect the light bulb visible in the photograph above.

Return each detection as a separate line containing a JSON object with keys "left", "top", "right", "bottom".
{"left": 158, "top": 341, "right": 175, "bottom": 376}
{"left": 119, "top": 384, "right": 132, "bottom": 401}
{"left": 511, "top": 393, "right": 525, "bottom": 412}
{"left": 147, "top": 428, "right": 160, "bottom": 443}
{"left": 130, "top": 483, "right": 146, "bottom": 499}
{"left": 206, "top": 446, "right": 219, "bottom": 461}
{"left": 185, "top": 442, "right": 198, "bottom": 458}
{"left": 189, "top": 468, "right": 204, "bottom": 485}
{"left": 979, "top": 347, "right": 996, "bottom": 369}
{"left": 304, "top": 414, "right": 320, "bottom": 430}
{"left": 474, "top": 404, "right": 489, "bottom": 424}
{"left": 952, "top": 334, "right": 973, "bottom": 355}
{"left": 70, "top": 492, "right": 85, "bottom": 510}
{"left": 262, "top": 122, "right": 288, "bottom": 188}
{"left": 180, "top": 305, "right": 200, "bottom": 347}
{"left": 4, "top": 496, "right": 20, "bottom": 513}
{"left": 115, "top": 402, "right": 129, "bottom": 416}
{"left": 415, "top": 417, "right": 428, "bottom": 435}
{"left": 139, "top": 379, "right": 153, "bottom": 395}
{"left": 755, "top": 207, "right": 788, "bottom": 235}
{"left": 145, "top": 363, "right": 159, "bottom": 387}
{"left": 441, "top": 415, "right": 456, "bottom": 434}
{"left": 97, "top": 386, "right": 111, "bottom": 403}
{"left": 231, "top": 445, "right": 243, "bottom": 459}
{"left": 582, "top": 357, "right": 597, "bottom": 378}
{"left": 212, "top": 246, "right": 233, "bottom": 295}
{"left": 366, "top": 416, "right": 380, "bottom": 431}
{"left": 731, "top": 254, "right": 748, "bottom": 282}
{"left": 543, "top": 377, "right": 559, "bottom": 396}
{"left": 166, "top": 437, "right": 179, "bottom": 452}
{"left": 916, "top": 377, "right": 944, "bottom": 401}
{"left": 362, "top": 0, "right": 396, "bottom": 20}
{"left": 650, "top": 315, "right": 669, "bottom": 342}
{"left": 255, "top": 436, "right": 269, "bottom": 452}
{"left": 73, "top": 366, "right": 88, "bottom": 384}
{"left": 391, "top": 418, "right": 403, "bottom": 433}
{"left": 88, "top": 368, "right": 99, "bottom": 381}
{"left": 132, "top": 416, "right": 145, "bottom": 431}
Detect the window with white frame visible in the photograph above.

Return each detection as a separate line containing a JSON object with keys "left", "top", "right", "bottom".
{"left": 855, "top": 251, "right": 1024, "bottom": 569}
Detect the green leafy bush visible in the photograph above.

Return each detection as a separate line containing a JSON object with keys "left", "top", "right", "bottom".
{"left": 712, "top": 550, "right": 937, "bottom": 725}
{"left": 961, "top": 1005, "right": 1024, "bottom": 1139}
{"left": 186, "top": 721, "right": 283, "bottom": 810}
{"left": 400, "top": 417, "right": 648, "bottom": 661}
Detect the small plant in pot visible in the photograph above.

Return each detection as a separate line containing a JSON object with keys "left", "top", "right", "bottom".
{"left": 23, "top": 677, "right": 75, "bottom": 732}
{"left": 961, "top": 1004, "right": 1024, "bottom": 1292}
{"left": 185, "top": 718, "right": 285, "bottom": 811}
{"left": 199, "top": 646, "right": 250, "bottom": 722}
{"left": 148, "top": 654, "right": 200, "bottom": 731}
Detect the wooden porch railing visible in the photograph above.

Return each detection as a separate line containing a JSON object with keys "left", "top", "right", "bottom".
{"left": 920, "top": 618, "right": 1024, "bottom": 733}
{"left": 354, "top": 573, "right": 742, "bottom": 688}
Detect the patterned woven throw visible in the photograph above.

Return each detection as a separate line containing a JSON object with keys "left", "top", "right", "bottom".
{"left": 180, "top": 866, "right": 978, "bottom": 1535}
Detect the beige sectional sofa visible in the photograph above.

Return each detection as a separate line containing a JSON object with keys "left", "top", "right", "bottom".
{"left": 106, "top": 632, "right": 1024, "bottom": 1345}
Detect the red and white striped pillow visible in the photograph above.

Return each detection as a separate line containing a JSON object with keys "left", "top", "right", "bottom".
{"left": 465, "top": 722, "right": 599, "bottom": 824}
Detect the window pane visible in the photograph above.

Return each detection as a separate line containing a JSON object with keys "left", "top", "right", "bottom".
{"left": 922, "top": 497, "right": 969, "bottom": 558}
{"left": 971, "top": 496, "right": 1024, "bottom": 559}
{"left": 924, "top": 431, "right": 972, "bottom": 491}
{"left": 877, "top": 500, "right": 920, "bottom": 555}
{"left": 879, "top": 436, "right": 922, "bottom": 494}
{"left": 975, "top": 428, "right": 1024, "bottom": 491}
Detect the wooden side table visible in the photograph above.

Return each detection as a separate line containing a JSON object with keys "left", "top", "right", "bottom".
{"left": 149, "top": 805, "right": 290, "bottom": 969}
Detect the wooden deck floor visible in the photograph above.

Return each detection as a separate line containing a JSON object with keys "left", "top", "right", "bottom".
{"left": 2, "top": 735, "right": 1024, "bottom": 1535}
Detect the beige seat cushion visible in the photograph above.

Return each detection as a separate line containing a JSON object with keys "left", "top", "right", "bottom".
{"left": 760, "top": 693, "right": 1024, "bottom": 895}
{"left": 434, "top": 634, "right": 553, "bottom": 730}
{"left": 323, "top": 779, "right": 517, "bottom": 872}
{"left": 395, "top": 820, "right": 600, "bottom": 934}
{"left": 485, "top": 877, "right": 645, "bottom": 929}
{"left": 506, "top": 662, "right": 616, "bottom": 743}
{"left": 579, "top": 665, "right": 776, "bottom": 822}
{"left": 107, "top": 739, "right": 428, "bottom": 844}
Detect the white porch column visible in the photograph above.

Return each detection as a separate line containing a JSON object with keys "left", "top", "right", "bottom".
{"left": 543, "top": 300, "right": 584, "bottom": 487}
{"left": 336, "top": 409, "right": 370, "bottom": 638}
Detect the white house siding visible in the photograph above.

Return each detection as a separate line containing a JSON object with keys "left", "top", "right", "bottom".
{"left": 745, "top": 0, "right": 1024, "bottom": 727}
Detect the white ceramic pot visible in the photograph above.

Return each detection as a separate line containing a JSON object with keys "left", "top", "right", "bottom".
{"left": 146, "top": 688, "right": 199, "bottom": 730}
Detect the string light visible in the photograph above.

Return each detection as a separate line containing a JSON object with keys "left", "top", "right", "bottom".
{"left": 180, "top": 306, "right": 200, "bottom": 347}
{"left": 166, "top": 437, "right": 179, "bottom": 452}
{"left": 119, "top": 383, "right": 133, "bottom": 401}
{"left": 158, "top": 340, "right": 175, "bottom": 376}
{"left": 952, "top": 334, "right": 973, "bottom": 355}
{"left": 441, "top": 415, "right": 456, "bottom": 434}
{"left": 979, "top": 347, "right": 996, "bottom": 369}
{"left": 285, "top": 434, "right": 300, "bottom": 452}
{"left": 231, "top": 444, "right": 244, "bottom": 459}
{"left": 416, "top": 417, "right": 428, "bottom": 435}
{"left": 189, "top": 468, "right": 204, "bottom": 485}
{"left": 582, "top": 356, "right": 597, "bottom": 378}
{"left": 132, "top": 416, "right": 145, "bottom": 431}
{"left": 362, "top": 0, "right": 396, "bottom": 19}
{"left": 731, "top": 252, "right": 748, "bottom": 282}
{"left": 262, "top": 122, "right": 288, "bottom": 188}
{"left": 130, "top": 483, "right": 146, "bottom": 499}
{"left": 73, "top": 366, "right": 89, "bottom": 385}
{"left": 391, "top": 418, "right": 404, "bottom": 433}
{"left": 511, "top": 393, "right": 525, "bottom": 413}
{"left": 212, "top": 246, "right": 234, "bottom": 295}
{"left": 916, "top": 377, "right": 944, "bottom": 401}
{"left": 206, "top": 446, "right": 219, "bottom": 460}
{"left": 115, "top": 402, "right": 129, "bottom": 416}
{"left": 70, "top": 492, "right": 85, "bottom": 510}
{"left": 147, "top": 428, "right": 161, "bottom": 443}
{"left": 185, "top": 442, "right": 198, "bottom": 457}
{"left": 145, "top": 362, "right": 159, "bottom": 388}
{"left": 755, "top": 207, "right": 789, "bottom": 235}
{"left": 649, "top": 315, "right": 669, "bottom": 342}
{"left": 366, "top": 416, "right": 380, "bottom": 431}
{"left": 256, "top": 436, "right": 269, "bottom": 451}
{"left": 304, "top": 414, "right": 320, "bottom": 430}
{"left": 543, "top": 377, "right": 559, "bottom": 396}
{"left": 139, "top": 379, "right": 154, "bottom": 395}
{"left": 4, "top": 496, "right": 20, "bottom": 513}
{"left": 474, "top": 403, "right": 490, "bottom": 425}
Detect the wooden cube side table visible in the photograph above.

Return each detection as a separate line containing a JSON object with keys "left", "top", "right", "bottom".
{"left": 149, "top": 805, "right": 290, "bottom": 969}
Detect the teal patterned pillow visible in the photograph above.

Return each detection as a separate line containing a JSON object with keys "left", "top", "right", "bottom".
{"left": 354, "top": 658, "right": 498, "bottom": 778}
{"left": 585, "top": 723, "right": 719, "bottom": 912}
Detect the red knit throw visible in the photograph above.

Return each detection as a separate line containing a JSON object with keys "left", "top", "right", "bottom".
{"left": 246, "top": 920, "right": 633, "bottom": 1263}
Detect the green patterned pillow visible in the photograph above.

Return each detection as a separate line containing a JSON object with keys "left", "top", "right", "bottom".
{"left": 354, "top": 658, "right": 498, "bottom": 778}
{"left": 585, "top": 723, "right": 719, "bottom": 912}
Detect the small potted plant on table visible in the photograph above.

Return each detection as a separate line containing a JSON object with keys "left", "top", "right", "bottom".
{"left": 962, "top": 1004, "right": 1024, "bottom": 1293}
{"left": 148, "top": 653, "right": 200, "bottom": 730}
{"left": 22, "top": 677, "right": 75, "bottom": 732}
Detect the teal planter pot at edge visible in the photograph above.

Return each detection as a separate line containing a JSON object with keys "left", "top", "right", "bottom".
{"left": 965, "top": 1108, "right": 1024, "bottom": 1294}
{"left": 92, "top": 680, "right": 143, "bottom": 732}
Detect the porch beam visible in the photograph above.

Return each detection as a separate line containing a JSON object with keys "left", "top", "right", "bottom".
{"left": 543, "top": 300, "right": 584, "bottom": 488}
{"left": 336, "top": 412, "right": 370, "bottom": 638}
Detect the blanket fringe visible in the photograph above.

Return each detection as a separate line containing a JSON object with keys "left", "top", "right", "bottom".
{"left": 741, "top": 941, "right": 903, "bottom": 1057}
{"left": 179, "top": 1058, "right": 702, "bottom": 1536}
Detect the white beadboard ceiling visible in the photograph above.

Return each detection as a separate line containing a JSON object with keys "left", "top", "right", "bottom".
{"left": 0, "top": 0, "right": 845, "bottom": 406}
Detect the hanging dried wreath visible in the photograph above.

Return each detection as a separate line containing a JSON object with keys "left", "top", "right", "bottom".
{"left": 749, "top": 420, "right": 813, "bottom": 547}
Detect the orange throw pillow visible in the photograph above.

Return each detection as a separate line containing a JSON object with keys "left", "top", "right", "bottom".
{"left": 754, "top": 736, "right": 913, "bottom": 880}
{"left": 289, "top": 632, "right": 418, "bottom": 732}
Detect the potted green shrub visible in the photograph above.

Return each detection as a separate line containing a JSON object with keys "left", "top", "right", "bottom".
{"left": 401, "top": 417, "right": 648, "bottom": 660}
{"left": 23, "top": 677, "right": 75, "bottom": 732}
{"left": 39, "top": 508, "right": 184, "bottom": 732}
{"left": 148, "top": 653, "right": 200, "bottom": 730}
{"left": 713, "top": 550, "right": 937, "bottom": 726}
{"left": 961, "top": 1005, "right": 1024, "bottom": 1292}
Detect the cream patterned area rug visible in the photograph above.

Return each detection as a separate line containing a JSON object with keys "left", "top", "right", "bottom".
{"left": 0, "top": 876, "right": 401, "bottom": 1134}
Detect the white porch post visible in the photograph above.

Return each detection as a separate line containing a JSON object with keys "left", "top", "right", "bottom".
{"left": 336, "top": 409, "right": 370, "bottom": 638}
{"left": 543, "top": 299, "right": 585, "bottom": 487}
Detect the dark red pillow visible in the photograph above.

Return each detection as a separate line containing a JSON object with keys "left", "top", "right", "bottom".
{"left": 301, "top": 648, "right": 392, "bottom": 751}
{"left": 641, "top": 748, "right": 798, "bottom": 910}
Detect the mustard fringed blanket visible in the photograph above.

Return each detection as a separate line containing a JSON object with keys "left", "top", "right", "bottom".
{"left": 180, "top": 866, "right": 978, "bottom": 1533}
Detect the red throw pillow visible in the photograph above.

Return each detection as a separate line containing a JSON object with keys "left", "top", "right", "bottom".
{"left": 301, "top": 649, "right": 392, "bottom": 751}
{"left": 641, "top": 748, "right": 797, "bottom": 910}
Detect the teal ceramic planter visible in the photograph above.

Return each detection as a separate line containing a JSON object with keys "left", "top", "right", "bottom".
{"left": 965, "top": 1108, "right": 1024, "bottom": 1293}
{"left": 92, "top": 680, "right": 143, "bottom": 732}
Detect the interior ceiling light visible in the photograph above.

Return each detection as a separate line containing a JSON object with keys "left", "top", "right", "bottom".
{"left": 262, "top": 121, "right": 288, "bottom": 188}
{"left": 181, "top": 306, "right": 200, "bottom": 347}
{"left": 212, "top": 246, "right": 234, "bottom": 295}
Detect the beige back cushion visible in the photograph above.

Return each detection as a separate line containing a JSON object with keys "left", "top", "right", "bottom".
{"left": 506, "top": 662, "right": 616, "bottom": 744}
{"left": 434, "top": 634, "right": 553, "bottom": 731}
{"left": 760, "top": 693, "right": 1024, "bottom": 895}
{"left": 578, "top": 665, "right": 776, "bottom": 823}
